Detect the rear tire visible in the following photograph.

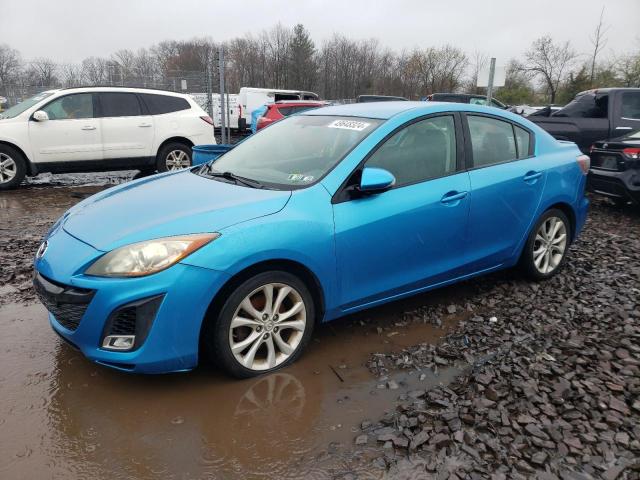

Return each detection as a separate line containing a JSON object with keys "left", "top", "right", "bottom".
{"left": 520, "top": 208, "right": 571, "bottom": 281}
{"left": 156, "top": 142, "right": 192, "bottom": 172}
{"left": 0, "top": 145, "right": 26, "bottom": 190}
{"left": 203, "top": 271, "right": 316, "bottom": 379}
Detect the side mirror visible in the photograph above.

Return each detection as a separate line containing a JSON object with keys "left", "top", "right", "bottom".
{"left": 32, "top": 110, "right": 49, "bottom": 122}
{"left": 358, "top": 167, "right": 396, "bottom": 194}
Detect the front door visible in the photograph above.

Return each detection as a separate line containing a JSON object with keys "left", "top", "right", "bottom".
{"left": 28, "top": 93, "right": 102, "bottom": 164}
{"left": 332, "top": 114, "right": 471, "bottom": 310}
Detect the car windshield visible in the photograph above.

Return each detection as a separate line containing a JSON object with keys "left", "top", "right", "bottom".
{"left": 204, "top": 115, "right": 382, "bottom": 189}
{"left": 0, "top": 91, "right": 55, "bottom": 119}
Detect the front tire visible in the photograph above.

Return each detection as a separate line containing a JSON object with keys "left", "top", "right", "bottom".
{"left": 156, "top": 143, "right": 192, "bottom": 172}
{"left": 520, "top": 208, "right": 571, "bottom": 281}
{"left": 204, "top": 271, "right": 315, "bottom": 378}
{"left": 0, "top": 146, "right": 26, "bottom": 190}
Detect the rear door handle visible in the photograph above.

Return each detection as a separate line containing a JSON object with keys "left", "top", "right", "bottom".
{"left": 81, "top": 125, "right": 96, "bottom": 131}
{"left": 523, "top": 171, "right": 542, "bottom": 182}
{"left": 615, "top": 126, "right": 632, "bottom": 130}
{"left": 440, "top": 191, "right": 468, "bottom": 205}
{"left": 138, "top": 123, "right": 152, "bottom": 127}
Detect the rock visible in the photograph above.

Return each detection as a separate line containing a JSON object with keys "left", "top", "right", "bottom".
{"left": 355, "top": 434, "right": 368, "bottom": 446}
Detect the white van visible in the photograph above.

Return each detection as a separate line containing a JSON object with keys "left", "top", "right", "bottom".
{"left": 237, "top": 87, "right": 319, "bottom": 131}
{"left": 190, "top": 93, "right": 241, "bottom": 130}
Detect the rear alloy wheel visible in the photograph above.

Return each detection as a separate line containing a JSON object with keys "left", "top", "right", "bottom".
{"left": 0, "top": 147, "right": 26, "bottom": 191}
{"left": 205, "top": 271, "right": 315, "bottom": 378}
{"left": 521, "top": 209, "right": 570, "bottom": 280}
{"left": 156, "top": 143, "right": 192, "bottom": 172}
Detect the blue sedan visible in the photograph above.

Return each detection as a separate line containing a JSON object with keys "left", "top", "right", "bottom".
{"left": 33, "top": 102, "right": 590, "bottom": 377}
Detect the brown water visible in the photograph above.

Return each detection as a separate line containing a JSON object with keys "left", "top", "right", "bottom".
{"left": 0, "top": 300, "right": 460, "bottom": 480}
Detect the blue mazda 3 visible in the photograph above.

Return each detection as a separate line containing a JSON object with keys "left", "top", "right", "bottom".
{"left": 33, "top": 102, "right": 590, "bottom": 377}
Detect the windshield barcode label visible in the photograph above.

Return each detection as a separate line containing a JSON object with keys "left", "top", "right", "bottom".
{"left": 328, "top": 120, "right": 371, "bottom": 131}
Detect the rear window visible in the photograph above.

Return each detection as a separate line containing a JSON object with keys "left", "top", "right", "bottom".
{"left": 554, "top": 92, "right": 608, "bottom": 118}
{"left": 98, "top": 92, "right": 141, "bottom": 117}
{"left": 277, "top": 105, "right": 321, "bottom": 117}
{"left": 141, "top": 94, "right": 190, "bottom": 115}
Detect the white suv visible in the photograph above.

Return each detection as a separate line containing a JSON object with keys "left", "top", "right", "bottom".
{"left": 0, "top": 87, "right": 216, "bottom": 190}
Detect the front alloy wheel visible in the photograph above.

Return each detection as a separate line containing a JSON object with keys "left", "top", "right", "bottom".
{"left": 205, "top": 271, "right": 315, "bottom": 378}
{"left": 229, "top": 283, "right": 307, "bottom": 371}
{"left": 0, "top": 153, "right": 17, "bottom": 184}
{"left": 165, "top": 149, "right": 191, "bottom": 170}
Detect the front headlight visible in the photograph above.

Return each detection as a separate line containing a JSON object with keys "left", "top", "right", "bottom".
{"left": 85, "top": 233, "right": 220, "bottom": 278}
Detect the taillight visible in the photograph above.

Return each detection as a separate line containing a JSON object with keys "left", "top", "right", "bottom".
{"left": 622, "top": 148, "right": 640, "bottom": 160}
{"left": 576, "top": 154, "right": 590, "bottom": 175}
{"left": 589, "top": 145, "right": 595, "bottom": 154}
{"left": 200, "top": 115, "right": 214, "bottom": 125}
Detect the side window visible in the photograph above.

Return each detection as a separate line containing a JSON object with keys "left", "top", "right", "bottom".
{"left": 276, "top": 106, "right": 295, "bottom": 117}
{"left": 470, "top": 97, "right": 488, "bottom": 106}
{"left": 366, "top": 115, "right": 457, "bottom": 186}
{"left": 621, "top": 92, "right": 640, "bottom": 120}
{"left": 468, "top": 115, "right": 517, "bottom": 167}
{"left": 42, "top": 94, "right": 94, "bottom": 120}
{"left": 514, "top": 125, "right": 532, "bottom": 159}
{"left": 141, "top": 94, "right": 190, "bottom": 115}
{"left": 98, "top": 93, "right": 141, "bottom": 117}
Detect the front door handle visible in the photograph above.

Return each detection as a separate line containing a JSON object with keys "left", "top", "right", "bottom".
{"left": 81, "top": 125, "right": 96, "bottom": 131}
{"left": 440, "top": 191, "right": 468, "bottom": 205}
{"left": 523, "top": 171, "right": 542, "bottom": 183}
{"left": 615, "top": 126, "right": 632, "bottom": 130}
{"left": 138, "top": 123, "right": 152, "bottom": 127}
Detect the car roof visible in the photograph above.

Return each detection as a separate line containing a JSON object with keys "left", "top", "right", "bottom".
{"left": 303, "top": 100, "right": 528, "bottom": 122}
{"left": 271, "top": 100, "right": 328, "bottom": 107}
{"left": 54, "top": 86, "right": 190, "bottom": 97}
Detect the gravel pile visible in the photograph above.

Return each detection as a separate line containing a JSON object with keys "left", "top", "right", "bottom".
{"left": 355, "top": 199, "right": 640, "bottom": 479}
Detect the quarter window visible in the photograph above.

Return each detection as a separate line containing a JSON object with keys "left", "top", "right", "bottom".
{"left": 514, "top": 125, "right": 531, "bottom": 158}
{"left": 42, "top": 94, "right": 94, "bottom": 120}
{"left": 141, "top": 94, "right": 190, "bottom": 115}
{"left": 467, "top": 115, "right": 517, "bottom": 167}
{"left": 98, "top": 93, "right": 142, "bottom": 117}
{"left": 366, "top": 115, "right": 457, "bottom": 186}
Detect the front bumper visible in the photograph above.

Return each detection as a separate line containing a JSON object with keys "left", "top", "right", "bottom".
{"left": 587, "top": 168, "right": 640, "bottom": 204}
{"left": 34, "top": 228, "right": 230, "bottom": 373}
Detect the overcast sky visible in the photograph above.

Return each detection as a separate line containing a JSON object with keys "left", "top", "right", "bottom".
{"left": 3, "top": 0, "right": 639, "bottom": 64}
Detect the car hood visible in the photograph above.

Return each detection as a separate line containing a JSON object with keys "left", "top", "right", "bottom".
{"left": 62, "top": 170, "right": 291, "bottom": 251}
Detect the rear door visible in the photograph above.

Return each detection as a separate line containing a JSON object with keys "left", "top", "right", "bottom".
{"left": 97, "top": 92, "right": 154, "bottom": 161}
{"left": 464, "top": 113, "right": 545, "bottom": 271}
{"left": 28, "top": 93, "right": 102, "bottom": 164}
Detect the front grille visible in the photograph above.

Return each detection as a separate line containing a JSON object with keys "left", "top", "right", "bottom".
{"left": 33, "top": 273, "right": 95, "bottom": 332}
{"left": 109, "top": 307, "right": 137, "bottom": 335}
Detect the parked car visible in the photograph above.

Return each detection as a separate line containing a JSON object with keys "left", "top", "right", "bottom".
{"left": 587, "top": 129, "right": 640, "bottom": 205}
{"left": 0, "top": 87, "right": 215, "bottom": 190}
{"left": 426, "top": 93, "right": 507, "bottom": 109}
{"left": 33, "top": 102, "right": 589, "bottom": 377}
{"left": 190, "top": 93, "right": 241, "bottom": 130}
{"left": 238, "top": 87, "right": 319, "bottom": 131}
{"left": 527, "top": 88, "right": 640, "bottom": 153}
{"left": 256, "top": 100, "right": 330, "bottom": 130}
{"left": 356, "top": 95, "right": 408, "bottom": 103}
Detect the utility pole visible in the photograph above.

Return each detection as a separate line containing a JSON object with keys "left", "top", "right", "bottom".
{"left": 486, "top": 57, "right": 496, "bottom": 106}
{"left": 205, "top": 63, "right": 214, "bottom": 138}
{"left": 218, "top": 46, "right": 226, "bottom": 145}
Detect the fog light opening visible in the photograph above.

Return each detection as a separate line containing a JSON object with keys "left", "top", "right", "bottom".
{"left": 102, "top": 335, "right": 136, "bottom": 351}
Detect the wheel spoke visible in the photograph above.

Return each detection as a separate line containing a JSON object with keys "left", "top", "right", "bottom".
{"left": 543, "top": 251, "right": 551, "bottom": 273}
{"left": 534, "top": 250, "right": 545, "bottom": 268}
{"left": 241, "top": 335, "right": 264, "bottom": 368}
{"left": 231, "top": 316, "right": 261, "bottom": 329}
{"left": 272, "top": 286, "right": 291, "bottom": 314}
{"left": 535, "top": 233, "right": 546, "bottom": 244}
{"left": 533, "top": 245, "right": 546, "bottom": 256}
{"left": 262, "top": 284, "right": 274, "bottom": 316}
{"left": 231, "top": 330, "right": 262, "bottom": 354}
{"left": 277, "top": 319, "right": 305, "bottom": 332}
{"left": 273, "top": 332, "right": 294, "bottom": 355}
{"left": 241, "top": 297, "right": 262, "bottom": 320}
{"left": 265, "top": 336, "right": 276, "bottom": 369}
{"left": 552, "top": 233, "right": 566, "bottom": 245}
{"left": 277, "top": 301, "right": 303, "bottom": 322}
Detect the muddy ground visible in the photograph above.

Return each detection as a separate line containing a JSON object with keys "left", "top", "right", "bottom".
{"left": 0, "top": 172, "right": 639, "bottom": 480}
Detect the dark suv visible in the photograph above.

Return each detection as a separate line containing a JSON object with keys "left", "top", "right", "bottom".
{"left": 426, "top": 93, "right": 507, "bottom": 109}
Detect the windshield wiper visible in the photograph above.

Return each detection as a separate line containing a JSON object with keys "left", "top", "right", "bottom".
{"left": 202, "top": 167, "right": 265, "bottom": 189}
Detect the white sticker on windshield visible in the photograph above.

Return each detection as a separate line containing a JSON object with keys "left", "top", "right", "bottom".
{"left": 328, "top": 119, "right": 371, "bottom": 131}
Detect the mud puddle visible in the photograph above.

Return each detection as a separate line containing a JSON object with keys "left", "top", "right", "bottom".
{"left": 0, "top": 300, "right": 462, "bottom": 480}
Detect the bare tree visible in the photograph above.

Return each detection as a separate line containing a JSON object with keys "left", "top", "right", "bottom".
{"left": 60, "top": 63, "right": 83, "bottom": 87}
{"left": 27, "top": 58, "right": 59, "bottom": 86}
{"left": 81, "top": 57, "right": 109, "bottom": 85}
{"left": 523, "top": 36, "right": 577, "bottom": 103}
{"left": 0, "top": 44, "right": 22, "bottom": 86}
{"left": 589, "top": 7, "right": 609, "bottom": 86}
